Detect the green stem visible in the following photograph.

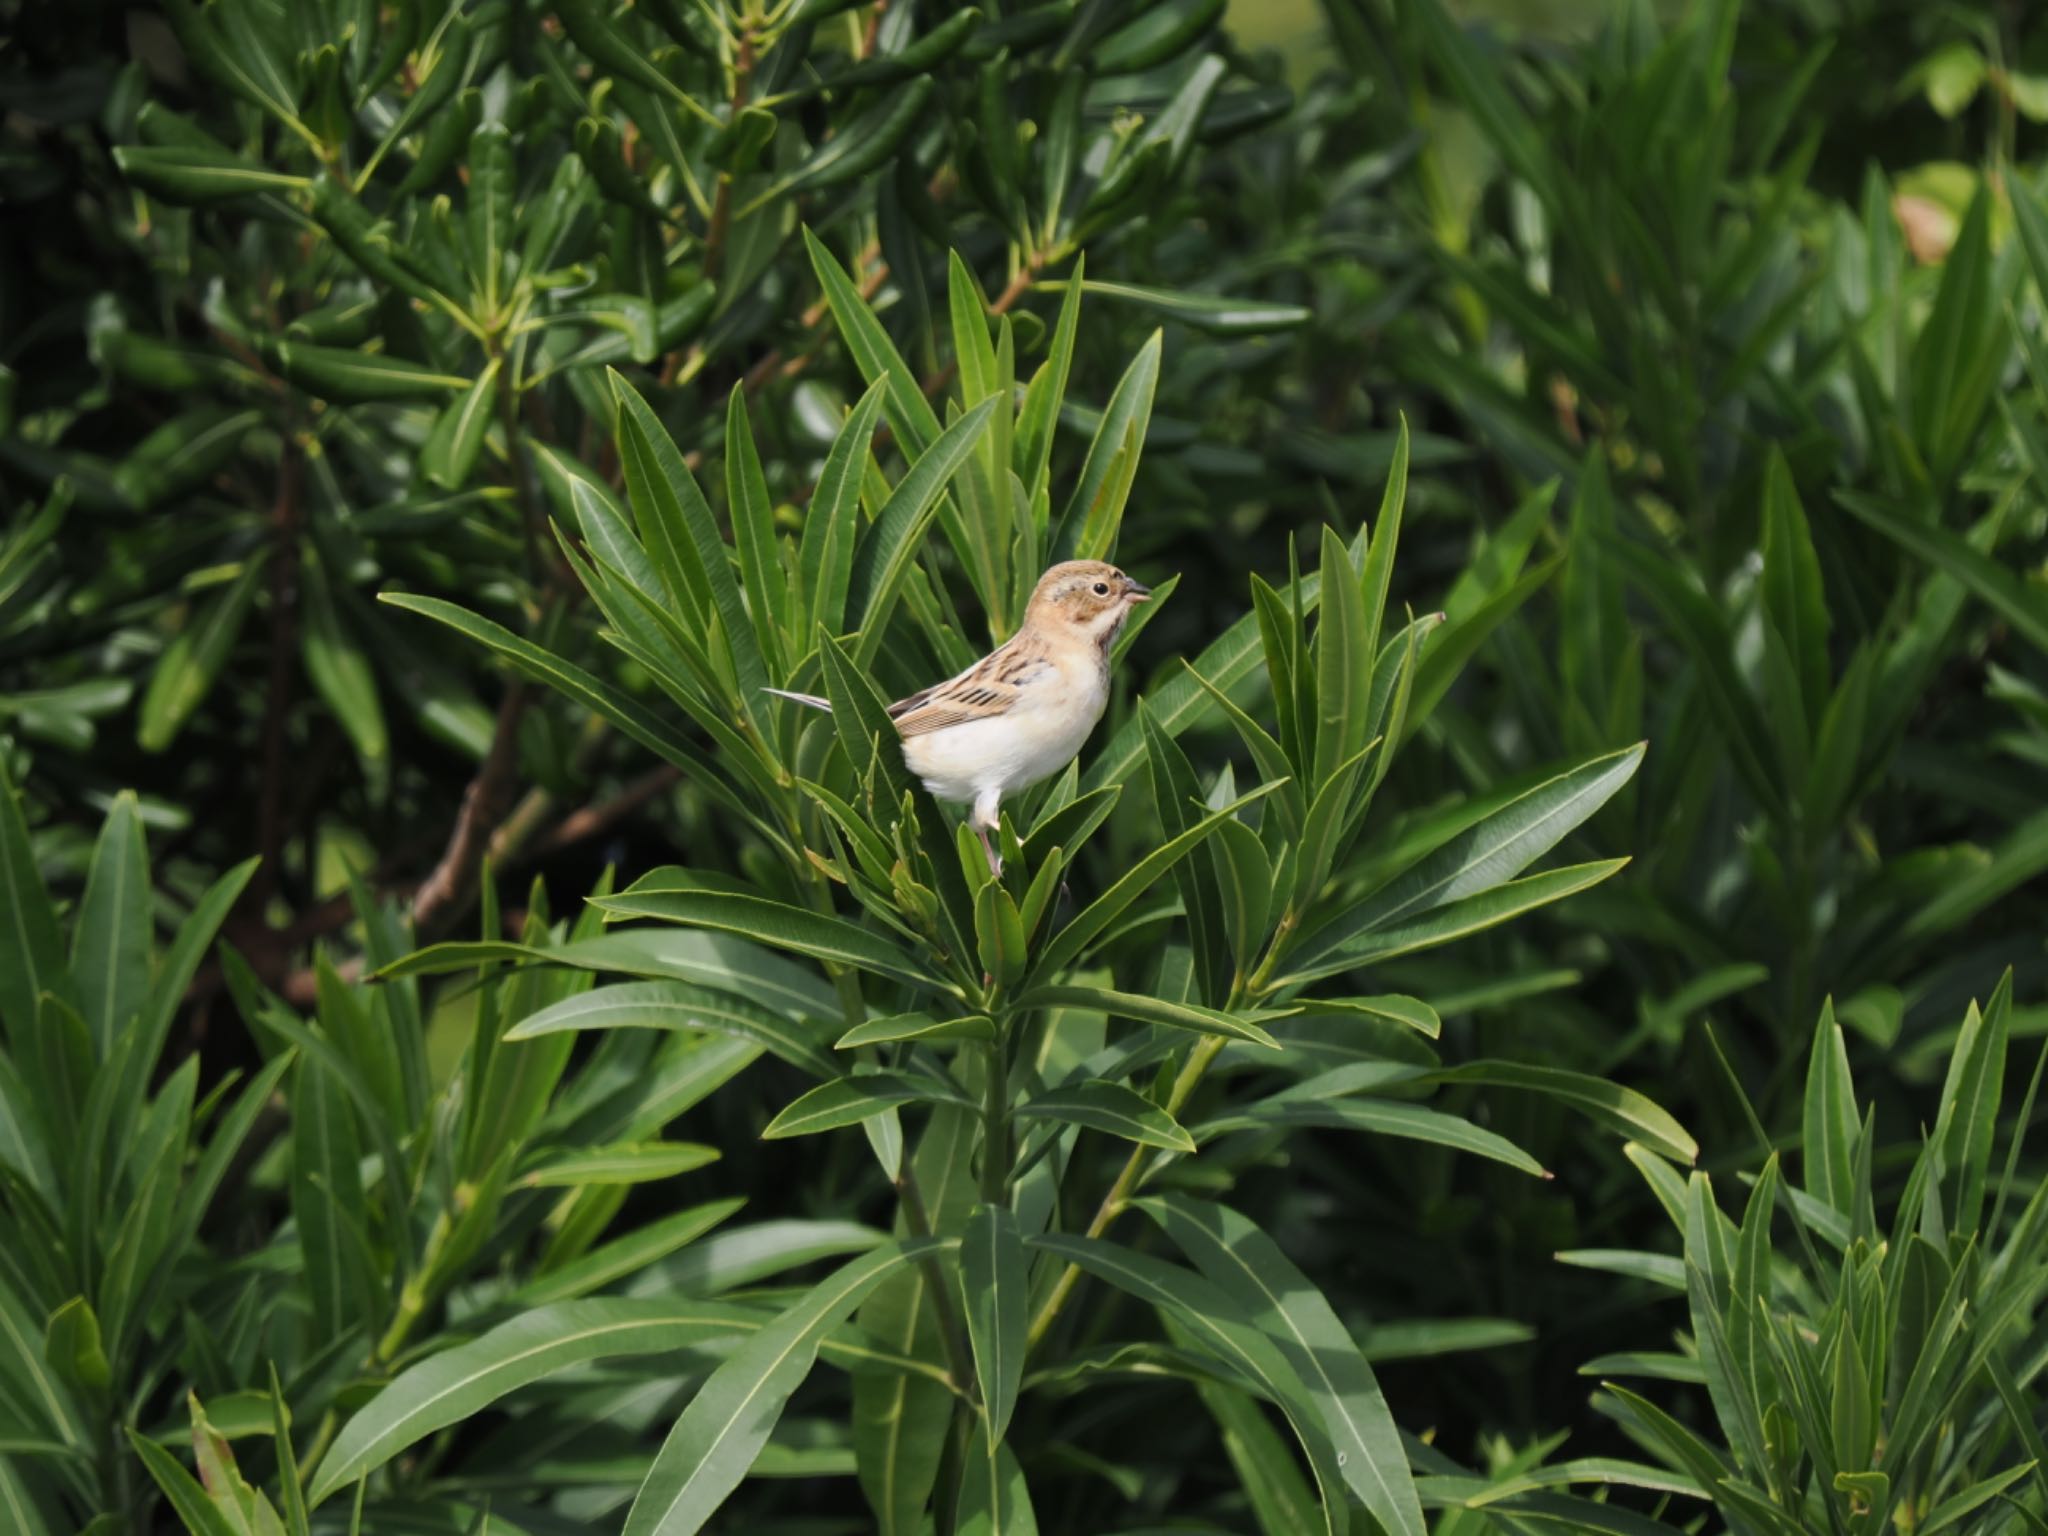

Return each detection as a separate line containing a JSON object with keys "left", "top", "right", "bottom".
{"left": 980, "top": 1032, "right": 1009, "bottom": 1205}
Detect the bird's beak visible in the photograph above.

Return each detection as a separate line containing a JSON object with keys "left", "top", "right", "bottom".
{"left": 1126, "top": 579, "right": 1152, "bottom": 602}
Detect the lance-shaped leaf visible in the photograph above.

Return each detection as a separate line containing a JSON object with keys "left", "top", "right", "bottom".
{"left": 1423, "top": 1062, "right": 1696, "bottom": 1165}
{"left": 1064, "top": 330, "right": 1160, "bottom": 561}
{"left": 1289, "top": 745, "right": 1642, "bottom": 974}
{"left": 957, "top": 1436, "right": 1038, "bottom": 1536}
{"left": 804, "top": 226, "right": 941, "bottom": 455}
{"left": 1015, "top": 1080, "right": 1194, "bottom": 1152}
{"left": 1014, "top": 985, "right": 1280, "bottom": 1049}
{"left": 1207, "top": 1095, "right": 1548, "bottom": 1177}
{"left": 611, "top": 371, "right": 769, "bottom": 711}
{"left": 379, "top": 595, "right": 750, "bottom": 822}
{"left": 590, "top": 890, "right": 944, "bottom": 994}
{"left": 1029, "top": 1233, "right": 1350, "bottom": 1535}
{"left": 1138, "top": 1193, "right": 1425, "bottom": 1536}
{"left": 70, "top": 789, "right": 151, "bottom": 1058}
{"left": 848, "top": 398, "right": 999, "bottom": 659}
{"left": 139, "top": 559, "right": 266, "bottom": 753}
{"left": 520, "top": 1142, "right": 721, "bottom": 1188}
{"left": 962, "top": 1204, "right": 1027, "bottom": 1449}
{"left": 421, "top": 357, "right": 501, "bottom": 490}
{"left": 309, "top": 1300, "right": 763, "bottom": 1505}
{"left": 504, "top": 980, "right": 839, "bottom": 1080}
{"left": 1032, "top": 781, "right": 1285, "bottom": 980}
{"left": 622, "top": 1239, "right": 950, "bottom": 1536}
{"left": 799, "top": 380, "right": 889, "bottom": 641}
{"left": 762, "top": 1073, "right": 977, "bottom": 1139}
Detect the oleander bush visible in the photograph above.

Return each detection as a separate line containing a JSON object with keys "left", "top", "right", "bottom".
{"left": 3, "top": 0, "right": 2048, "bottom": 1531}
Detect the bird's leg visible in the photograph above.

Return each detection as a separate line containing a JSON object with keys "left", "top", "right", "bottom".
{"left": 972, "top": 788, "right": 1003, "bottom": 876}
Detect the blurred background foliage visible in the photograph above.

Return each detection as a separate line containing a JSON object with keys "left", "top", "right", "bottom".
{"left": 2, "top": 0, "right": 2048, "bottom": 1529}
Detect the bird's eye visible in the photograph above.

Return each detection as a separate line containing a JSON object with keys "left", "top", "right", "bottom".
{"left": 1092, "top": 582, "right": 1109, "bottom": 595}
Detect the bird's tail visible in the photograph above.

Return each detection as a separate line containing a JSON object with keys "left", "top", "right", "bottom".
{"left": 762, "top": 686, "right": 833, "bottom": 712}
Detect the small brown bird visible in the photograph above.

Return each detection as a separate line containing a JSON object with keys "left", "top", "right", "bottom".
{"left": 767, "top": 560, "right": 1152, "bottom": 871}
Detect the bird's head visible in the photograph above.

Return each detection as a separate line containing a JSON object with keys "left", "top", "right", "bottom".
{"left": 1025, "top": 560, "right": 1152, "bottom": 646}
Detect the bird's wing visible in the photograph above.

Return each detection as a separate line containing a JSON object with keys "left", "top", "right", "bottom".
{"left": 887, "top": 640, "right": 1050, "bottom": 739}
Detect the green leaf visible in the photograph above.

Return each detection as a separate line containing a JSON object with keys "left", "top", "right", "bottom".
{"left": 1311, "top": 524, "right": 1371, "bottom": 792}
{"left": 1199, "top": 1377, "right": 1325, "bottom": 1536}
{"left": 188, "top": 1394, "right": 287, "bottom": 1536}
{"left": 1017, "top": 256, "right": 1082, "bottom": 501}
{"left": 804, "top": 226, "right": 940, "bottom": 455}
{"left": 273, "top": 342, "right": 469, "bottom": 403}
{"left": 379, "top": 594, "right": 752, "bottom": 822}
{"left": 1279, "top": 859, "right": 1629, "bottom": 987}
{"left": 725, "top": 386, "right": 789, "bottom": 675}
{"left": 1931, "top": 971, "right": 2010, "bottom": 1237}
{"left": 1219, "top": 1095, "right": 1547, "bottom": 1177}
{"left": 515, "top": 1200, "right": 745, "bottom": 1306}
{"left": 957, "top": 1436, "right": 1039, "bottom": 1536}
{"left": 309, "top": 1300, "right": 761, "bottom": 1506}
{"left": 1292, "top": 745, "right": 1641, "bottom": 973}
{"left": 612, "top": 372, "right": 770, "bottom": 714}
{"left": 848, "top": 398, "right": 1000, "bottom": 659}
{"left": 1033, "top": 781, "right": 1285, "bottom": 979}
{"left": 520, "top": 1142, "right": 721, "bottom": 1187}
{"left": 1837, "top": 490, "right": 2048, "bottom": 655}
{"left": 1309, "top": 995, "right": 1440, "bottom": 1038}
{"left": 290, "top": 1051, "right": 370, "bottom": 1346}
{"left": 139, "top": 558, "right": 266, "bottom": 752}
{"left": 761, "top": 1074, "right": 976, "bottom": 1139}
{"left": 1028, "top": 1232, "right": 1351, "bottom": 1534}
{"left": 588, "top": 890, "right": 945, "bottom": 994}
{"left": 1138, "top": 1194, "right": 1425, "bottom": 1536}
{"left": 70, "top": 791, "right": 150, "bottom": 1058}
{"left": 622, "top": 1239, "right": 948, "bottom": 1536}
{"left": 43, "top": 1298, "right": 109, "bottom": 1391}
{"left": 836, "top": 1013, "right": 996, "bottom": 1048}
{"left": 1015, "top": 1080, "right": 1195, "bottom": 1152}
{"left": 1064, "top": 330, "right": 1161, "bottom": 561}
{"left": 112, "top": 143, "right": 310, "bottom": 203}
{"left": 503, "top": 979, "right": 839, "bottom": 1080}
{"left": 1424, "top": 1062, "right": 1696, "bottom": 1164}
{"left": 1759, "top": 449, "right": 1829, "bottom": 720}
{"left": 798, "top": 381, "right": 889, "bottom": 642}
{"left": 125, "top": 1428, "right": 239, "bottom": 1536}
{"left": 420, "top": 357, "right": 501, "bottom": 490}
{"left": 1802, "top": 1000, "right": 1859, "bottom": 1216}
{"left": 464, "top": 120, "right": 511, "bottom": 317}
{"left": 961, "top": 1203, "right": 1027, "bottom": 1449}
{"left": 268, "top": 1367, "right": 307, "bottom": 1536}
{"left": 1909, "top": 185, "right": 2006, "bottom": 485}
{"left": 1042, "top": 279, "right": 1308, "bottom": 335}
{"left": 299, "top": 557, "right": 388, "bottom": 797}
{"left": 1014, "top": 985, "right": 1280, "bottom": 1049}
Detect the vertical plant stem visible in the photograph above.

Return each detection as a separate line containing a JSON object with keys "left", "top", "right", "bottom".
{"left": 980, "top": 1032, "right": 1009, "bottom": 1204}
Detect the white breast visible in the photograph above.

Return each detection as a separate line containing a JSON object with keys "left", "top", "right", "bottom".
{"left": 901, "top": 655, "right": 1108, "bottom": 806}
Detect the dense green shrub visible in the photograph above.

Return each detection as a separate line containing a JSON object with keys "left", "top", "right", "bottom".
{"left": 3, "top": 0, "right": 2047, "bottom": 1531}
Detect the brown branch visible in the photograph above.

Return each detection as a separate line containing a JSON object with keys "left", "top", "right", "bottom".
{"left": 529, "top": 763, "right": 680, "bottom": 859}
{"left": 410, "top": 681, "right": 530, "bottom": 937}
